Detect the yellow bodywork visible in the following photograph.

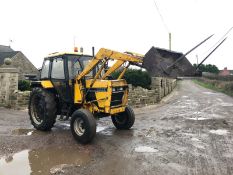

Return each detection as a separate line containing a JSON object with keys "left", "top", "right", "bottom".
{"left": 41, "top": 80, "right": 53, "bottom": 88}
{"left": 39, "top": 48, "right": 143, "bottom": 115}
{"left": 79, "top": 79, "right": 128, "bottom": 114}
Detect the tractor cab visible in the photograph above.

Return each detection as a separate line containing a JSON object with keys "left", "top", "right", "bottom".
{"left": 37, "top": 53, "right": 97, "bottom": 103}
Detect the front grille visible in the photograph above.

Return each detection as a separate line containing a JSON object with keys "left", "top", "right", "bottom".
{"left": 111, "top": 91, "right": 124, "bottom": 106}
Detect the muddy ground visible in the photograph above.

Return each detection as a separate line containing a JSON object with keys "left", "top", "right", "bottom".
{"left": 1, "top": 80, "right": 233, "bottom": 175}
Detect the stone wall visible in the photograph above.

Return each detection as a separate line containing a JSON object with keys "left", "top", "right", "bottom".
{"left": 128, "top": 77, "right": 177, "bottom": 108}
{"left": 0, "top": 67, "right": 18, "bottom": 108}
{"left": 11, "top": 91, "right": 30, "bottom": 110}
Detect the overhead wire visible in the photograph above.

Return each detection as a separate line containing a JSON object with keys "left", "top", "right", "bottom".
{"left": 202, "top": 27, "right": 233, "bottom": 56}
{"left": 153, "top": 0, "right": 170, "bottom": 33}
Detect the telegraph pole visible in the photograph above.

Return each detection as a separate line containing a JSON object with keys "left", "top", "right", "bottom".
{"left": 169, "top": 33, "right": 171, "bottom": 50}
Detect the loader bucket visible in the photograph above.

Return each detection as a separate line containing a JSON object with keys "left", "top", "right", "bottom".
{"left": 142, "top": 47, "right": 196, "bottom": 78}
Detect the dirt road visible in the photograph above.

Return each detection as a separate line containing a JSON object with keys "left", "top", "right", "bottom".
{"left": 1, "top": 80, "right": 233, "bottom": 175}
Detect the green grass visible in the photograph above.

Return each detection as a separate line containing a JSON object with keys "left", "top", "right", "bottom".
{"left": 193, "top": 79, "right": 233, "bottom": 97}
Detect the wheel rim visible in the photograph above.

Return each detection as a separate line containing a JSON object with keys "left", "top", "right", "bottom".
{"left": 30, "top": 94, "right": 45, "bottom": 125}
{"left": 74, "top": 118, "right": 85, "bottom": 136}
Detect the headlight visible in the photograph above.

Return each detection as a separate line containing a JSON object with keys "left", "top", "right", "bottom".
{"left": 112, "top": 88, "right": 116, "bottom": 92}
{"left": 119, "top": 87, "right": 123, "bottom": 91}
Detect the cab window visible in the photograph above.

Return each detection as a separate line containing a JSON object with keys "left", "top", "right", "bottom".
{"left": 51, "top": 58, "right": 65, "bottom": 79}
{"left": 68, "top": 57, "right": 82, "bottom": 79}
{"left": 40, "top": 60, "right": 50, "bottom": 79}
{"left": 67, "top": 55, "right": 94, "bottom": 79}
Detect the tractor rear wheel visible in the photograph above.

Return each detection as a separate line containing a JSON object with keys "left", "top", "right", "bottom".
{"left": 28, "top": 88, "right": 57, "bottom": 131}
{"left": 70, "top": 109, "right": 96, "bottom": 144}
{"left": 111, "top": 106, "right": 135, "bottom": 129}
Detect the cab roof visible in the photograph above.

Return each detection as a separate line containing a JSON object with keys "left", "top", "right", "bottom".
{"left": 45, "top": 52, "right": 92, "bottom": 58}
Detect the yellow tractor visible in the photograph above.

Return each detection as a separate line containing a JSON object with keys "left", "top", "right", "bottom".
{"left": 29, "top": 48, "right": 143, "bottom": 143}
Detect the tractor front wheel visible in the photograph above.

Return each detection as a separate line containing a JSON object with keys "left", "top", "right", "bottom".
{"left": 70, "top": 109, "right": 96, "bottom": 144}
{"left": 111, "top": 106, "right": 135, "bottom": 129}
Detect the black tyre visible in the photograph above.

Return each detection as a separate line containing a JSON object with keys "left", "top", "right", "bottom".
{"left": 28, "top": 88, "right": 57, "bottom": 131}
{"left": 111, "top": 106, "right": 135, "bottom": 129}
{"left": 70, "top": 109, "right": 96, "bottom": 144}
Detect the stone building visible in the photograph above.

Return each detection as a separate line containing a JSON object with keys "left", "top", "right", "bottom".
{"left": 0, "top": 45, "right": 39, "bottom": 80}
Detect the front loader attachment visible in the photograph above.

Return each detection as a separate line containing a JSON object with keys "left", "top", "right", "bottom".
{"left": 77, "top": 48, "right": 143, "bottom": 81}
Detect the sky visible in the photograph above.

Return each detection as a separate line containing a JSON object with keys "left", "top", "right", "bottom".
{"left": 0, "top": 0, "right": 233, "bottom": 69}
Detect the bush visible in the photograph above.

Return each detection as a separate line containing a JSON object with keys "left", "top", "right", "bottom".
{"left": 225, "top": 83, "right": 233, "bottom": 92}
{"left": 18, "top": 80, "right": 31, "bottom": 91}
{"left": 112, "top": 69, "right": 151, "bottom": 89}
{"left": 194, "top": 78, "right": 233, "bottom": 97}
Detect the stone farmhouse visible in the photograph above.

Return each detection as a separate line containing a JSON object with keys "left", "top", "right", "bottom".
{"left": 0, "top": 45, "right": 38, "bottom": 80}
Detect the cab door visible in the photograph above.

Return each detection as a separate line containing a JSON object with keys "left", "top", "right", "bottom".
{"left": 67, "top": 56, "right": 82, "bottom": 102}
{"left": 50, "top": 57, "right": 71, "bottom": 102}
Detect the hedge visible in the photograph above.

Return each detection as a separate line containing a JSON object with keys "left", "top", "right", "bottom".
{"left": 112, "top": 69, "right": 151, "bottom": 89}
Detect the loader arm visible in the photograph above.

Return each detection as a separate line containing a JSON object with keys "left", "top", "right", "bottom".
{"left": 76, "top": 48, "right": 143, "bottom": 81}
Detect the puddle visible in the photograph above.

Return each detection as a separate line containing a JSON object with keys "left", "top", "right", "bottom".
{"left": 96, "top": 126, "right": 107, "bottom": 132}
{"left": 188, "top": 117, "right": 208, "bottom": 121}
{"left": 212, "top": 114, "right": 224, "bottom": 118}
{"left": 167, "top": 163, "right": 186, "bottom": 173}
{"left": 0, "top": 150, "right": 31, "bottom": 175}
{"left": 60, "top": 123, "right": 70, "bottom": 127}
{"left": 100, "top": 129, "right": 114, "bottom": 136}
{"left": 210, "top": 129, "right": 228, "bottom": 135}
{"left": 135, "top": 146, "right": 158, "bottom": 153}
{"left": 193, "top": 112, "right": 201, "bottom": 115}
{"left": 97, "top": 126, "right": 114, "bottom": 136}
{"left": 27, "top": 131, "right": 33, "bottom": 136}
{"left": 217, "top": 98, "right": 223, "bottom": 102}
{"left": 174, "top": 105, "right": 188, "bottom": 109}
{"left": 191, "top": 138, "right": 205, "bottom": 149}
{"left": 55, "top": 122, "right": 70, "bottom": 130}
{"left": 220, "top": 103, "right": 233, "bottom": 107}
{"left": 12, "top": 129, "right": 35, "bottom": 136}
{"left": 203, "top": 92, "right": 215, "bottom": 95}
{"left": 191, "top": 138, "right": 200, "bottom": 142}
{"left": 179, "top": 105, "right": 188, "bottom": 108}
{"left": 182, "top": 96, "right": 188, "bottom": 98}
{"left": 0, "top": 147, "right": 90, "bottom": 175}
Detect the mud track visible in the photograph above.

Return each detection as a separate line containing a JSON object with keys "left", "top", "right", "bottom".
{"left": 0, "top": 80, "right": 233, "bottom": 175}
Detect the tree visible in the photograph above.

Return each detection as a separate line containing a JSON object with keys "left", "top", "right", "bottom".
{"left": 193, "top": 64, "right": 219, "bottom": 74}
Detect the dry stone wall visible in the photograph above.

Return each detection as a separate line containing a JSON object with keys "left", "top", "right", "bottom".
{"left": 128, "top": 77, "right": 177, "bottom": 108}
{"left": 12, "top": 91, "right": 30, "bottom": 110}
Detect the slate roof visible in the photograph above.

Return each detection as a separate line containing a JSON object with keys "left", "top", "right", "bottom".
{"left": 0, "top": 45, "right": 14, "bottom": 52}
{"left": 0, "top": 51, "right": 19, "bottom": 65}
{"left": 0, "top": 45, "right": 17, "bottom": 65}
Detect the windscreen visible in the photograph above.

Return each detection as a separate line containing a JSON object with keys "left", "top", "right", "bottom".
{"left": 67, "top": 55, "right": 95, "bottom": 79}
